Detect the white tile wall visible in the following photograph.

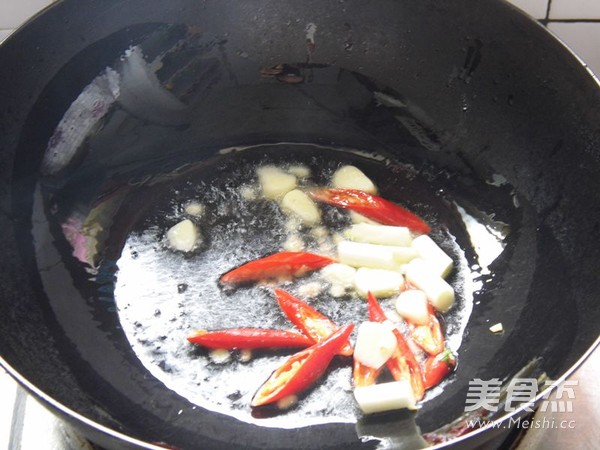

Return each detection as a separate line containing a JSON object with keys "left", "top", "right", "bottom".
{"left": 0, "top": 0, "right": 53, "bottom": 29}
{"left": 548, "top": 22, "right": 600, "bottom": 74}
{"left": 506, "top": 0, "right": 549, "bottom": 19}
{"left": 0, "top": 29, "right": 13, "bottom": 42}
{"left": 550, "top": 0, "right": 600, "bottom": 19}
{"left": 0, "top": 369, "right": 18, "bottom": 450}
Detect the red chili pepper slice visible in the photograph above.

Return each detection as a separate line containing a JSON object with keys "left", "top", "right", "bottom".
{"left": 187, "top": 328, "right": 314, "bottom": 350}
{"left": 275, "top": 289, "right": 353, "bottom": 356}
{"left": 251, "top": 324, "right": 354, "bottom": 407}
{"left": 309, "top": 188, "right": 431, "bottom": 234}
{"left": 352, "top": 359, "right": 382, "bottom": 387}
{"left": 220, "top": 251, "right": 335, "bottom": 285}
{"left": 409, "top": 304, "right": 445, "bottom": 356}
{"left": 366, "top": 292, "right": 425, "bottom": 400}
{"left": 423, "top": 348, "right": 456, "bottom": 390}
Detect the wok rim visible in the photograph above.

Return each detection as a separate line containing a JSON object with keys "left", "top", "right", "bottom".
{"left": 1, "top": 335, "right": 598, "bottom": 449}
{"left": 1, "top": 0, "right": 600, "bottom": 448}
{"left": 501, "top": 0, "right": 600, "bottom": 91}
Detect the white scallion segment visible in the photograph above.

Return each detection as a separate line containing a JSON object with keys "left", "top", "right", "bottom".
{"left": 489, "top": 323, "right": 504, "bottom": 334}
{"left": 354, "top": 267, "right": 405, "bottom": 298}
{"left": 184, "top": 201, "right": 205, "bottom": 217}
{"left": 412, "top": 235, "right": 454, "bottom": 278}
{"left": 166, "top": 219, "right": 200, "bottom": 252}
{"left": 337, "top": 241, "right": 417, "bottom": 270}
{"left": 256, "top": 165, "right": 297, "bottom": 200}
{"left": 404, "top": 259, "right": 455, "bottom": 313}
{"left": 331, "top": 165, "right": 378, "bottom": 194}
{"left": 287, "top": 164, "right": 311, "bottom": 178}
{"left": 350, "top": 211, "right": 379, "bottom": 225}
{"left": 332, "top": 232, "right": 345, "bottom": 245}
{"left": 338, "top": 241, "right": 396, "bottom": 270}
{"left": 395, "top": 290, "right": 429, "bottom": 326}
{"left": 280, "top": 189, "right": 321, "bottom": 226}
{"left": 393, "top": 246, "right": 420, "bottom": 264}
{"left": 354, "top": 381, "right": 417, "bottom": 414}
{"left": 354, "top": 322, "right": 398, "bottom": 369}
{"left": 345, "top": 223, "right": 412, "bottom": 247}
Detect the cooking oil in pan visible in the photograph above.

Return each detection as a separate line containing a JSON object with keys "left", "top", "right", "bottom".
{"left": 108, "top": 144, "right": 478, "bottom": 427}
{"left": 32, "top": 128, "right": 516, "bottom": 430}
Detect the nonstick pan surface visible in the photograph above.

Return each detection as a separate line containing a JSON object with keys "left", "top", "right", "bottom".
{"left": 1, "top": 1, "right": 600, "bottom": 449}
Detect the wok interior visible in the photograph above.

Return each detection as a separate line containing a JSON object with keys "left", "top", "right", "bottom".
{"left": 1, "top": 1, "right": 600, "bottom": 448}
{"left": 108, "top": 144, "right": 480, "bottom": 429}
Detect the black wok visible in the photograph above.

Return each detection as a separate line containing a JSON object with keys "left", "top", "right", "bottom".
{"left": 1, "top": 0, "right": 599, "bottom": 449}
